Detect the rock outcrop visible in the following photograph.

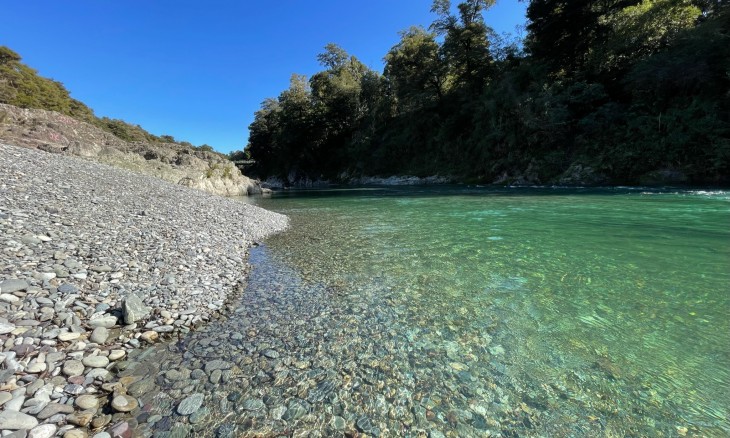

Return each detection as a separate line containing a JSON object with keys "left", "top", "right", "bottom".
{"left": 0, "top": 103, "right": 260, "bottom": 196}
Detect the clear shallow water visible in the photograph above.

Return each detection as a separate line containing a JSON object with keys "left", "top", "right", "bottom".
{"left": 132, "top": 186, "right": 729, "bottom": 437}
{"left": 254, "top": 187, "right": 730, "bottom": 435}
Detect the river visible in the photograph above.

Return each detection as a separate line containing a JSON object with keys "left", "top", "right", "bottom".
{"left": 130, "top": 186, "right": 730, "bottom": 437}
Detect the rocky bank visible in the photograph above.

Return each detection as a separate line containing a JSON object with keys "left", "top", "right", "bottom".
{"left": 0, "top": 143, "right": 287, "bottom": 437}
{"left": 0, "top": 104, "right": 261, "bottom": 197}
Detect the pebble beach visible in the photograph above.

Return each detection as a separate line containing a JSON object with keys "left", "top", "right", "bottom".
{"left": 0, "top": 143, "right": 287, "bottom": 437}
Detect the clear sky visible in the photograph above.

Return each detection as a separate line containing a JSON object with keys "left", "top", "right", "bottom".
{"left": 3, "top": 1, "right": 527, "bottom": 153}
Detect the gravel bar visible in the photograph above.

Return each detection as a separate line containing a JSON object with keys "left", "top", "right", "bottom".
{"left": 0, "top": 143, "right": 287, "bottom": 437}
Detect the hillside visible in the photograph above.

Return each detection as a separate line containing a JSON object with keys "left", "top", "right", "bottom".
{"left": 0, "top": 46, "right": 260, "bottom": 196}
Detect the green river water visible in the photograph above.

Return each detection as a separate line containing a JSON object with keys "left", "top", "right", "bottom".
{"left": 247, "top": 186, "right": 729, "bottom": 436}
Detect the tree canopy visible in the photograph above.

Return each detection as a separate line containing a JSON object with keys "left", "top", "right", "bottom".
{"left": 246, "top": 0, "right": 728, "bottom": 185}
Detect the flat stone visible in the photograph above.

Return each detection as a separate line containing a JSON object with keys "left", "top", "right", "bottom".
{"left": 57, "top": 284, "right": 79, "bottom": 294}
{"left": 88, "top": 316, "right": 117, "bottom": 329}
{"left": 0, "top": 279, "right": 29, "bottom": 293}
{"left": 26, "top": 361, "right": 47, "bottom": 373}
{"left": 127, "top": 377, "right": 154, "bottom": 397}
{"left": 241, "top": 398, "right": 264, "bottom": 411}
{"left": 35, "top": 272, "right": 56, "bottom": 281}
{"left": 89, "top": 265, "right": 112, "bottom": 273}
{"left": 111, "top": 394, "right": 138, "bottom": 412}
{"left": 109, "top": 350, "right": 126, "bottom": 361}
{"left": 82, "top": 355, "right": 109, "bottom": 368}
{"left": 152, "top": 325, "right": 174, "bottom": 333}
{"left": 122, "top": 293, "right": 149, "bottom": 325}
{"left": 63, "top": 430, "right": 89, "bottom": 438}
{"left": 22, "top": 235, "right": 42, "bottom": 245}
{"left": 0, "top": 409, "right": 39, "bottom": 429}
{"left": 261, "top": 349, "right": 279, "bottom": 359}
{"left": 177, "top": 393, "right": 204, "bottom": 415}
{"left": 58, "top": 332, "right": 82, "bottom": 341}
{"left": 90, "top": 326, "right": 109, "bottom": 344}
{"left": 0, "top": 322, "right": 16, "bottom": 335}
{"left": 4, "top": 394, "right": 25, "bottom": 411}
{"left": 0, "top": 391, "right": 12, "bottom": 405}
{"left": 63, "top": 360, "right": 84, "bottom": 377}
{"left": 28, "top": 424, "right": 57, "bottom": 438}
{"left": 35, "top": 297, "right": 53, "bottom": 306}
{"left": 204, "top": 360, "right": 232, "bottom": 373}
{"left": 75, "top": 394, "right": 99, "bottom": 410}
{"left": 0, "top": 293, "right": 20, "bottom": 303}
{"left": 37, "top": 402, "right": 75, "bottom": 420}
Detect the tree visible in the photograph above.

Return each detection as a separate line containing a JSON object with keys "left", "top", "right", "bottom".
{"left": 384, "top": 26, "right": 446, "bottom": 112}
{"left": 525, "top": 0, "right": 613, "bottom": 77}
{"left": 430, "top": 0, "right": 495, "bottom": 90}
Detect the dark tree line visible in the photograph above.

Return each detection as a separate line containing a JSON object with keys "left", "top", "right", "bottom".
{"left": 249, "top": 0, "right": 729, "bottom": 185}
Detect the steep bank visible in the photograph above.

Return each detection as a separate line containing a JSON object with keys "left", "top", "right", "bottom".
{"left": 0, "top": 103, "right": 261, "bottom": 197}
{"left": 0, "top": 143, "right": 287, "bottom": 437}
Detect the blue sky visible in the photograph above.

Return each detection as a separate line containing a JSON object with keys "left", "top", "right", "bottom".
{"left": 3, "top": 1, "right": 527, "bottom": 153}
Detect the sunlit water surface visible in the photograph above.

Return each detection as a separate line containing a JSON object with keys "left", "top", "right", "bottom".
{"left": 251, "top": 186, "right": 729, "bottom": 436}
{"left": 130, "top": 186, "right": 729, "bottom": 437}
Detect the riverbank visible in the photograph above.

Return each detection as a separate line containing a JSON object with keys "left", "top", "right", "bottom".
{"left": 0, "top": 143, "right": 287, "bottom": 437}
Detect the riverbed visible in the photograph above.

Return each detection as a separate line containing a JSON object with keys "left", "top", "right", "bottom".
{"left": 130, "top": 186, "right": 729, "bottom": 437}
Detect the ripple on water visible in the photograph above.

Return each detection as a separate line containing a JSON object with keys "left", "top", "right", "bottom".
{"left": 126, "top": 188, "right": 729, "bottom": 437}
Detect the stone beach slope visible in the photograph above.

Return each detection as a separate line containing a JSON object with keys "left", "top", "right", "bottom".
{"left": 0, "top": 143, "right": 287, "bottom": 437}
{"left": 0, "top": 103, "right": 261, "bottom": 197}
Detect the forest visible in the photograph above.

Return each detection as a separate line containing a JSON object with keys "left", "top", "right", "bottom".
{"left": 246, "top": 0, "right": 729, "bottom": 185}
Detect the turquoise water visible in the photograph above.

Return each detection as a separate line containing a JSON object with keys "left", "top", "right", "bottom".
{"left": 248, "top": 186, "right": 730, "bottom": 436}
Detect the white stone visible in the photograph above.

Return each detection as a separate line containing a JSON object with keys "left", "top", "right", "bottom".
{"left": 0, "top": 293, "right": 20, "bottom": 303}
{"left": 0, "top": 409, "right": 39, "bottom": 429}
{"left": 29, "top": 423, "right": 57, "bottom": 438}
{"left": 58, "top": 332, "right": 82, "bottom": 341}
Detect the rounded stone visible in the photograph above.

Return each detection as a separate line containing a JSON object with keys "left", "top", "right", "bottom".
{"left": 75, "top": 394, "right": 99, "bottom": 410}
{"left": 0, "top": 410, "right": 39, "bottom": 429}
{"left": 28, "top": 424, "right": 57, "bottom": 438}
{"left": 82, "top": 355, "right": 109, "bottom": 368}
{"left": 111, "top": 394, "right": 139, "bottom": 412}
{"left": 90, "top": 327, "right": 109, "bottom": 344}
{"left": 63, "top": 360, "right": 85, "bottom": 377}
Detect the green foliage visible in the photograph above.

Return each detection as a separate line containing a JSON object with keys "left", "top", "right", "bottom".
{"left": 0, "top": 46, "right": 95, "bottom": 121}
{"left": 96, "top": 117, "right": 160, "bottom": 142}
{"left": 222, "top": 165, "right": 233, "bottom": 179}
{"left": 247, "top": 1, "right": 729, "bottom": 185}
{"left": 195, "top": 144, "right": 215, "bottom": 152}
{"left": 0, "top": 46, "right": 210, "bottom": 148}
